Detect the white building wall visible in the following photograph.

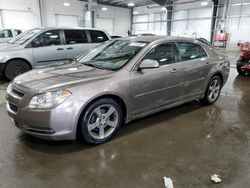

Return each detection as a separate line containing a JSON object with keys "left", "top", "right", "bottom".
{"left": 94, "top": 5, "right": 131, "bottom": 36}
{"left": 171, "top": 1, "right": 213, "bottom": 40}
{"left": 0, "top": 0, "right": 131, "bottom": 37}
{"left": 132, "top": 1, "right": 213, "bottom": 40}
{"left": 41, "top": 0, "right": 85, "bottom": 27}
{"left": 0, "top": 0, "right": 41, "bottom": 30}
{"left": 226, "top": 0, "right": 250, "bottom": 50}
{"left": 133, "top": 5, "right": 167, "bottom": 35}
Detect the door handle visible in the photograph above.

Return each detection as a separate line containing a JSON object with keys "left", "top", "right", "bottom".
{"left": 57, "top": 48, "right": 64, "bottom": 51}
{"left": 67, "top": 47, "right": 74, "bottom": 50}
{"left": 171, "top": 68, "right": 179, "bottom": 73}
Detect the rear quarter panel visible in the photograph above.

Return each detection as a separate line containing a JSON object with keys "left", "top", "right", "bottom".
{"left": 201, "top": 45, "right": 230, "bottom": 92}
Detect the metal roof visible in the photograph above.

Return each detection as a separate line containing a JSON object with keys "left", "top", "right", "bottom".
{"left": 117, "top": 35, "right": 195, "bottom": 42}
{"left": 97, "top": 0, "right": 155, "bottom": 8}
{"left": 80, "top": 0, "right": 207, "bottom": 9}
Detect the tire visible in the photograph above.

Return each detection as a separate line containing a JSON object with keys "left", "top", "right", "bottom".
{"left": 201, "top": 76, "right": 222, "bottom": 105}
{"left": 5, "top": 60, "right": 31, "bottom": 80}
{"left": 236, "top": 60, "right": 245, "bottom": 76}
{"left": 79, "top": 98, "right": 123, "bottom": 144}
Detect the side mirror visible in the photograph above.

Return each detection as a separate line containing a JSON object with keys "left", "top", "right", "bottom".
{"left": 138, "top": 59, "right": 159, "bottom": 70}
{"left": 32, "top": 40, "right": 41, "bottom": 48}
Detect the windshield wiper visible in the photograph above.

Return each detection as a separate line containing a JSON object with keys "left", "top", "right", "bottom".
{"left": 95, "top": 53, "right": 131, "bottom": 61}
{"left": 82, "top": 62, "right": 105, "bottom": 70}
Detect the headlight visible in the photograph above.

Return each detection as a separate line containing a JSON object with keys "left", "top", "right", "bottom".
{"left": 29, "top": 90, "right": 71, "bottom": 109}
{"left": 7, "top": 82, "right": 13, "bottom": 94}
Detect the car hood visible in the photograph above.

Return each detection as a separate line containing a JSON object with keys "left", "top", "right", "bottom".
{"left": 0, "top": 43, "right": 23, "bottom": 51}
{"left": 0, "top": 38, "right": 11, "bottom": 43}
{"left": 13, "top": 62, "right": 114, "bottom": 93}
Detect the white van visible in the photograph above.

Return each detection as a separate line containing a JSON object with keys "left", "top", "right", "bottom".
{"left": 0, "top": 27, "right": 110, "bottom": 80}
{"left": 0, "top": 29, "right": 22, "bottom": 43}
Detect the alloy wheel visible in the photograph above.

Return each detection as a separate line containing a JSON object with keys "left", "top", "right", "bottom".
{"left": 87, "top": 104, "right": 119, "bottom": 140}
{"left": 208, "top": 79, "right": 221, "bottom": 102}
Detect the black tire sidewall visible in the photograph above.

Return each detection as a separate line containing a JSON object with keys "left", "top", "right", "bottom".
{"left": 5, "top": 60, "right": 31, "bottom": 80}
{"left": 204, "top": 76, "right": 222, "bottom": 105}
{"left": 236, "top": 60, "right": 245, "bottom": 75}
{"left": 80, "top": 98, "right": 123, "bottom": 144}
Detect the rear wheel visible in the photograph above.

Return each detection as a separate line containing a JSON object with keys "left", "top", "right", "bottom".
{"left": 5, "top": 60, "right": 31, "bottom": 80}
{"left": 237, "top": 60, "right": 245, "bottom": 76}
{"left": 79, "top": 98, "right": 123, "bottom": 144}
{"left": 201, "top": 76, "right": 222, "bottom": 105}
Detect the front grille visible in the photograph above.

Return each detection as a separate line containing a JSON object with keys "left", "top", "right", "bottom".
{"left": 8, "top": 102, "right": 18, "bottom": 113}
{"left": 12, "top": 88, "right": 24, "bottom": 98}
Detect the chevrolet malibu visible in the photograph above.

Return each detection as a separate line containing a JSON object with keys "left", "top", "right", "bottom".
{"left": 6, "top": 36, "right": 230, "bottom": 144}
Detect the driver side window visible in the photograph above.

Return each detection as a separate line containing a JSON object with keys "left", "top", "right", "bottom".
{"left": 34, "top": 30, "right": 61, "bottom": 47}
{"left": 142, "top": 43, "right": 177, "bottom": 66}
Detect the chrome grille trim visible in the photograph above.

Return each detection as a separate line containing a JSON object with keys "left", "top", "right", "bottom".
{"left": 6, "top": 102, "right": 18, "bottom": 115}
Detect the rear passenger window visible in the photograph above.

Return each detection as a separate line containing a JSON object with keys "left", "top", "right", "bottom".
{"left": 142, "top": 43, "right": 177, "bottom": 66}
{"left": 177, "top": 42, "right": 207, "bottom": 61}
{"left": 89, "top": 30, "right": 109, "bottom": 43}
{"left": 64, "top": 30, "right": 88, "bottom": 44}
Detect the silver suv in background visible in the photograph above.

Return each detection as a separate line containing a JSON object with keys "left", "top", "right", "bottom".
{"left": 0, "top": 29, "right": 22, "bottom": 44}
{"left": 0, "top": 27, "right": 110, "bottom": 80}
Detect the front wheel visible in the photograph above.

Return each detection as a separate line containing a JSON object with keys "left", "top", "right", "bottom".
{"left": 5, "top": 60, "right": 31, "bottom": 80}
{"left": 201, "top": 76, "right": 222, "bottom": 105}
{"left": 79, "top": 98, "right": 123, "bottom": 144}
{"left": 237, "top": 60, "right": 245, "bottom": 76}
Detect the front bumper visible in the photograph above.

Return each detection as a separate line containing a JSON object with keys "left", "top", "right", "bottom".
{"left": 6, "top": 84, "right": 84, "bottom": 140}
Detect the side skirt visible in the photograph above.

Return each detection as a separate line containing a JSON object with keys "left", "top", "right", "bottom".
{"left": 125, "top": 95, "right": 203, "bottom": 124}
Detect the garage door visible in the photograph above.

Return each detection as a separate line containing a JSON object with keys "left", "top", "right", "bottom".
{"left": 0, "top": 14, "right": 3, "bottom": 29}
{"left": 96, "top": 18, "right": 114, "bottom": 35}
{"left": 1, "top": 10, "right": 34, "bottom": 30}
{"left": 55, "top": 14, "right": 80, "bottom": 27}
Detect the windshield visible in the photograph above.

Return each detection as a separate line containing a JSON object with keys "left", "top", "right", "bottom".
{"left": 0, "top": 29, "right": 12, "bottom": 38}
{"left": 78, "top": 40, "right": 147, "bottom": 71}
{"left": 10, "top": 29, "right": 42, "bottom": 45}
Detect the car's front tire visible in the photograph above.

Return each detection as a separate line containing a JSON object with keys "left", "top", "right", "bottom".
{"left": 236, "top": 60, "right": 246, "bottom": 76}
{"left": 5, "top": 60, "right": 31, "bottom": 80}
{"left": 79, "top": 98, "right": 123, "bottom": 144}
{"left": 201, "top": 76, "right": 222, "bottom": 105}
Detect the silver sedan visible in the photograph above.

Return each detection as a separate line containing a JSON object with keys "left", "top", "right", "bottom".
{"left": 6, "top": 36, "right": 230, "bottom": 144}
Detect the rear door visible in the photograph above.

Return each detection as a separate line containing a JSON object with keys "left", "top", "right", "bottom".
{"left": 175, "top": 42, "right": 210, "bottom": 99}
{"left": 63, "top": 29, "right": 91, "bottom": 59}
{"left": 130, "top": 42, "right": 182, "bottom": 116}
{"left": 32, "top": 29, "right": 66, "bottom": 66}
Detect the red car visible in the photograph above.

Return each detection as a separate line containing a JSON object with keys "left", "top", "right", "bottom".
{"left": 237, "top": 42, "right": 250, "bottom": 75}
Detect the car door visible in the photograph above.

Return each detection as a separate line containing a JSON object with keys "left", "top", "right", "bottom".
{"left": 31, "top": 29, "right": 66, "bottom": 66}
{"left": 175, "top": 42, "right": 211, "bottom": 100}
{"left": 63, "top": 29, "right": 91, "bottom": 59}
{"left": 130, "top": 42, "right": 182, "bottom": 116}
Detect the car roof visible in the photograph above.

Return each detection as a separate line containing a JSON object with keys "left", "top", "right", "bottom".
{"left": 35, "top": 27, "right": 107, "bottom": 31}
{"left": 0, "top": 28, "right": 22, "bottom": 31}
{"left": 118, "top": 36, "right": 196, "bottom": 43}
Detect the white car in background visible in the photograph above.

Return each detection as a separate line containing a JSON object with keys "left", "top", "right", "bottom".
{"left": 0, "top": 29, "right": 22, "bottom": 43}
